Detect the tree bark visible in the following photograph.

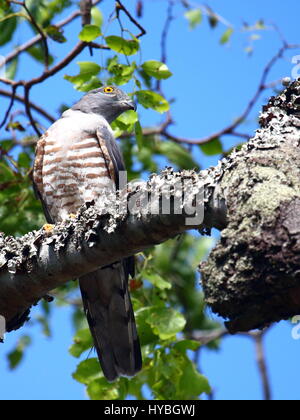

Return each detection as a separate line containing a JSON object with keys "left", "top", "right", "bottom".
{"left": 0, "top": 169, "right": 225, "bottom": 330}
{"left": 201, "top": 79, "right": 300, "bottom": 333}
{"left": 1, "top": 79, "right": 300, "bottom": 335}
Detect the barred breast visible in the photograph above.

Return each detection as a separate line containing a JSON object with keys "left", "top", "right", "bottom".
{"left": 35, "top": 110, "right": 115, "bottom": 222}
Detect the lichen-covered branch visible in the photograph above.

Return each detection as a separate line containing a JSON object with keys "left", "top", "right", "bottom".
{"left": 1, "top": 79, "right": 300, "bottom": 338}
{"left": 201, "top": 79, "right": 300, "bottom": 333}
{"left": 0, "top": 169, "right": 226, "bottom": 331}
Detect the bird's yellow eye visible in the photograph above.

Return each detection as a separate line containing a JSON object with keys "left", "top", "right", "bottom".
{"left": 104, "top": 86, "right": 114, "bottom": 94}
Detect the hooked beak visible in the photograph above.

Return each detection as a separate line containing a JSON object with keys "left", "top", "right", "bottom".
{"left": 122, "top": 99, "right": 137, "bottom": 111}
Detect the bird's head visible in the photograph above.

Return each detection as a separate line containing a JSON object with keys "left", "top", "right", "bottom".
{"left": 71, "top": 86, "right": 136, "bottom": 123}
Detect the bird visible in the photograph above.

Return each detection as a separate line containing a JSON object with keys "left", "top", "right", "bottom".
{"left": 33, "top": 86, "right": 142, "bottom": 382}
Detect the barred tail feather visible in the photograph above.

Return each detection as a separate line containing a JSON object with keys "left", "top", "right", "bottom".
{"left": 79, "top": 261, "right": 142, "bottom": 382}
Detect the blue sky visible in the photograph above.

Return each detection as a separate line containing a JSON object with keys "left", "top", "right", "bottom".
{"left": 1, "top": 0, "right": 300, "bottom": 400}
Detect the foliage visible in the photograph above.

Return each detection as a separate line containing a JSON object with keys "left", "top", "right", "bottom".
{"left": 0, "top": 0, "right": 274, "bottom": 401}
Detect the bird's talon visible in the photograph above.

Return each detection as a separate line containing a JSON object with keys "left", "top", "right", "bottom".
{"left": 43, "top": 224, "right": 54, "bottom": 233}
{"left": 68, "top": 213, "right": 77, "bottom": 219}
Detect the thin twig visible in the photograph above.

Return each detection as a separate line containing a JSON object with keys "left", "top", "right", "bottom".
{"left": 160, "top": 43, "right": 300, "bottom": 145}
{"left": 191, "top": 328, "right": 229, "bottom": 346}
{"left": 10, "top": 0, "right": 50, "bottom": 70}
{"left": 116, "top": 0, "right": 146, "bottom": 38}
{"left": 250, "top": 330, "right": 272, "bottom": 401}
{"left": 156, "top": 0, "right": 174, "bottom": 92}
{"left": 4, "top": 0, "right": 103, "bottom": 65}
{"left": 80, "top": 0, "right": 93, "bottom": 56}
{"left": 0, "top": 88, "right": 55, "bottom": 123}
{"left": 24, "top": 86, "right": 41, "bottom": 136}
{"left": 119, "top": 113, "right": 173, "bottom": 139}
{"left": 26, "top": 41, "right": 87, "bottom": 88}
{"left": 0, "top": 85, "right": 17, "bottom": 130}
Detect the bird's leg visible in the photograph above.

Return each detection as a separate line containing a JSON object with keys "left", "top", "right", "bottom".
{"left": 68, "top": 213, "right": 77, "bottom": 219}
{"left": 43, "top": 224, "right": 54, "bottom": 233}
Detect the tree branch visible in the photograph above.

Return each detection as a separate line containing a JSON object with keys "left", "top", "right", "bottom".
{"left": 0, "top": 85, "right": 16, "bottom": 130}
{"left": 116, "top": 0, "right": 146, "bottom": 39}
{"left": 10, "top": 0, "right": 50, "bottom": 70}
{"left": 0, "top": 169, "right": 226, "bottom": 329}
{"left": 161, "top": 43, "right": 300, "bottom": 145}
{"left": 0, "top": 88, "right": 56, "bottom": 124}
{"left": 250, "top": 330, "right": 272, "bottom": 401}
{"left": 201, "top": 78, "right": 300, "bottom": 333}
{"left": 4, "top": 0, "right": 103, "bottom": 65}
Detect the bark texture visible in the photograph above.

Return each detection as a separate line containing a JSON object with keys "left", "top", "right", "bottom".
{"left": 0, "top": 169, "right": 225, "bottom": 330}
{"left": 201, "top": 79, "right": 300, "bottom": 333}
{"left": 1, "top": 80, "right": 300, "bottom": 335}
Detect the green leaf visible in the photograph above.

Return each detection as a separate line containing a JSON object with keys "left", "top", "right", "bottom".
{"left": 26, "top": 0, "right": 72, "bottom": 27}
{"left": 184, "top": 9, "right": 202, "bottom": 29}
{"left": 147, "top": 307, "right": 186, "bottom": 340}
{"left": 64, "top": 61, "right": 101, "bottom": 91}
{"left": 117, "top": 110, "right": 138, "bottom": 126}
{"left": 135, "top": 121, "right": 144, "bottom": 151}
{"left": 87, "top": 378, "right": 120, "bottom": 400}
{"left": 107, "top": 59, "right": 135, "bottom": 85}
{"left": 136, "top": 90, "right": 169, "bottom": 113}
{"left": 141, "top": 60, "right": 172, "bottom": 80}
{"left": 157, "top": 141, "right": 198, "bottom": 170}
{"left": 135, "top": 307, "right": 158, "bottom": 346}
{"left": 0, "top": 9, "right": 17, "bottom": 46}
{"left": 5, "top": 57, "right": 18, "bottom": 80}
{"left": 7, "top": 336, "right": 31, "bottom": 370}
{"left": 112, "top": 110, "right": 138, "bottom": 137}
{"left": 72, "top": 358, "right": 101, "bottom": 385}
{"left": 179, "top": 360, "right": 211, "bottom": 397}
{"left": 0, "top": 162, "right": 16, "bottom": 182}
{"left": 220, "top": 27, "right": 234, "bottom": 45}
{"left": 69, "top": 328, "right": 93, "bottom": 358}
{"left": 26, "top": 45, "right": 54, "bottom": 65}
{"left": 106, "top": 35, "right": 139, "bottom": 56}
{"left": 144, "top": 272, "right": 172, "bottom": 290}
{"left": 45, "top": 25, "right": 66, "bottom": 43}
{"left": 79, "top": 24, "right": 101, "bottom": 42}
{"left": 91, "top": 7, "right": 103, "bottom": 28}
{"left": 18, "top": 152, "right": 31, "bottom": 169}
{"left": 174, "top": 339, "right": 201, "bottom": 353}
{"left": 200, "top": 137, "right": 223, "bottom": 155}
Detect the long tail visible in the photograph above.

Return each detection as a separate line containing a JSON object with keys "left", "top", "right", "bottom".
{"left": 79, "top": 259, "right": 142, "bottom": 382}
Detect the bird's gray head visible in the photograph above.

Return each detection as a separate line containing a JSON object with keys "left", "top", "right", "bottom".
{"left": 71, "top": 86, "right": 136, "bottom": 123}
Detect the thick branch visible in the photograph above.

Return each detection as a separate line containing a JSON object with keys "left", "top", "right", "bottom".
{"left": 201, "top": 79, "right": 300, "bottom": 333}
{"left": 0, "top": 169, "right": 226, "bottom": 329}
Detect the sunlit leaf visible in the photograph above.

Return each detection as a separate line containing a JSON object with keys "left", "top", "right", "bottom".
{"left": 200, "top": 137, "right": 223, "bottom": 155}
{"left": 220, "top": 27, "right": 234, "bottom": 44}
{"left": 79, "top": 24, "right": 101, "bottom": 42}
{"left": 91, "top": 7, "right": 103, "bottom": 28}
{"left": 45, "top": 25, "right": 66, "bottom": 43}
{"left": 136, "top": 90, "right": 169, "bottom": 113}
{"left": 72, "top": 359, "right": 101, "bottom": 385}
{"left": 147, "top": 307, "right": 186, "bottom": 340}
{"left": 157, "top": 141, "right": 199, "bottom": 169}
{"left": 141, "top": 60, "right": 172, "bottom": 80}
{"left": 184, "top": 9, "right": 202, "bottom": 29}
{"left": 106, "top": 35, "right": 139, "bottom": 56}
{"left": 69, "top": 328, "right": 93, "bottom": 358}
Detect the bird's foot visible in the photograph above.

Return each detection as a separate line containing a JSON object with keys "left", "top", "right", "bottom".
{"left": 43, "top": 224, "right": 54, "bottom": 233}
{"left": 68, "top": 213, "right": 77, "bottom": 219}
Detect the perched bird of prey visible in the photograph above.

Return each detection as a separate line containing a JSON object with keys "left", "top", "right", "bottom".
{"left": 33, "top": 86, "right": 142, "bottom": 381}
